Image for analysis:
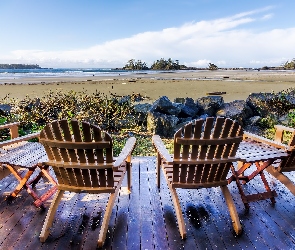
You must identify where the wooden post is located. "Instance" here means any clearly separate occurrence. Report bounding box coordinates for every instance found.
[10,124,19,139]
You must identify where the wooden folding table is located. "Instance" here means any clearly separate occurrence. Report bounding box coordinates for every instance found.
[0,142,57,209]
[229,139,288,209]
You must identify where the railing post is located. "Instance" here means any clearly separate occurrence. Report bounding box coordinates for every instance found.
[10,124,19,139]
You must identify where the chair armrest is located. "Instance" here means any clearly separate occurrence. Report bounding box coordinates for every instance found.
[274,125,295,147]
[152,135,173,163]
[274,125,295,133]
[0,122,20,139]
[113,137,136,169]
[0,131,40,148]
[243,131,288,150]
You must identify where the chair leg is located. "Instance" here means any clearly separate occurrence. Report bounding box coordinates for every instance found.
[157,153,161,188]
[220,185,242,235]
[126,155,132,191]
[266,166,295,196]
[97,187,120,248]
[169,185,186,239]
[40,190,64,242]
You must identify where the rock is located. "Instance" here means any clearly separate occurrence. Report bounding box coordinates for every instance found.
[247,116,261,126]
[196,96,224,116]
[134,103,152,114]
[243,125,265,135]
[133,103,152,125]
[118,95,131,104]
[0,104,12,115]
[180,98,199,117]
[147,111,179,137]
[174,118,194,132]
[21,98,42,112]
[150,96,181,116]
[246,93,275,117]
[174,97,185,104]
[216,100,253,125]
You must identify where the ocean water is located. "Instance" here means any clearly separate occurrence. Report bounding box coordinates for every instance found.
[0,68,160,80]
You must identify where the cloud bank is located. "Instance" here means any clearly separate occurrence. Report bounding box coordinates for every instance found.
[1,7,294,68]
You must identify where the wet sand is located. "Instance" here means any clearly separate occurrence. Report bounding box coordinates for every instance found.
[0,70,295,103]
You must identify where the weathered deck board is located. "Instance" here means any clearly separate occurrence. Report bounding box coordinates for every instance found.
[1,157,295,249]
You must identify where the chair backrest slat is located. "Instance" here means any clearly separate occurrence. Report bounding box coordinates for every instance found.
[174,130,182,160]
[214,119,233,159]
[228,122,243,157]
[208,119,234,182]
[40,130,55,161]
[80,122,93,187]
[82,122,95,163]
[179,124,192,182]
[199,117,214,159]
[59,119,78,162]
[207,117,225,159]
[104,132,113,163]
[71,120,86,163]
[92,125,104,163]
[44,124,61,162]
[191,119,203,159]
[51,121,70,163]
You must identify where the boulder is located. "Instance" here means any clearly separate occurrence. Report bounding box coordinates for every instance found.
[180,98,199,117]
[118,95,131,104]
[174,97,185,104]
[0,104,12,115]
[150,96,181,116]
[247,116,261,126]
[216,100,253,125]
[147,111,179,138]
[133,103,152,125]
[196,96,224,116]
[174,118,195,132]
[246,93,275,117]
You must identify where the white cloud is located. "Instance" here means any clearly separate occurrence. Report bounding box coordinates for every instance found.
[261,14,273,20]
[0,6,293,68]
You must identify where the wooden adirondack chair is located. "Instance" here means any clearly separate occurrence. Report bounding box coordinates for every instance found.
[152,117,243,238]
[243,124,295,196]
[38,119,136,247]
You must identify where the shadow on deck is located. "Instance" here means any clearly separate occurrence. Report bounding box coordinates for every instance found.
[1,156,295,249]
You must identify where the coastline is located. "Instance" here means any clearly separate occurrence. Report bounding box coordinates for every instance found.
[1,70,295,103]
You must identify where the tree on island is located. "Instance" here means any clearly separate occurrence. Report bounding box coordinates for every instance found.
[151,58,185,70]
[123,58,188,70]
[123,59,149,70]
[208,63,218,70]
[283,58,295,69]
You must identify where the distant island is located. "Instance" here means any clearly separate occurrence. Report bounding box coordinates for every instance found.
[0,64,42,69]
[121,58,295,71]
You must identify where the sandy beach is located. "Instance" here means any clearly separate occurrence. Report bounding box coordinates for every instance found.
[1,70,295,103]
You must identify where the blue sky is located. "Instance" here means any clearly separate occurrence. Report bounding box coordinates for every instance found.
[0,0,294,68]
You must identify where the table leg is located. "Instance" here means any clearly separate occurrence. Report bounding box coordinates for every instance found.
[230,160,277,209]
[5,164,57,209]
[257,162,276,205]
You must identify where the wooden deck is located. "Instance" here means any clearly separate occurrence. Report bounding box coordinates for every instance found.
[1,156,295,249]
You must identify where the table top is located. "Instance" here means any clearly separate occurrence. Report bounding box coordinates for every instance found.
[236,140,288,163]
[0,142,48,168]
